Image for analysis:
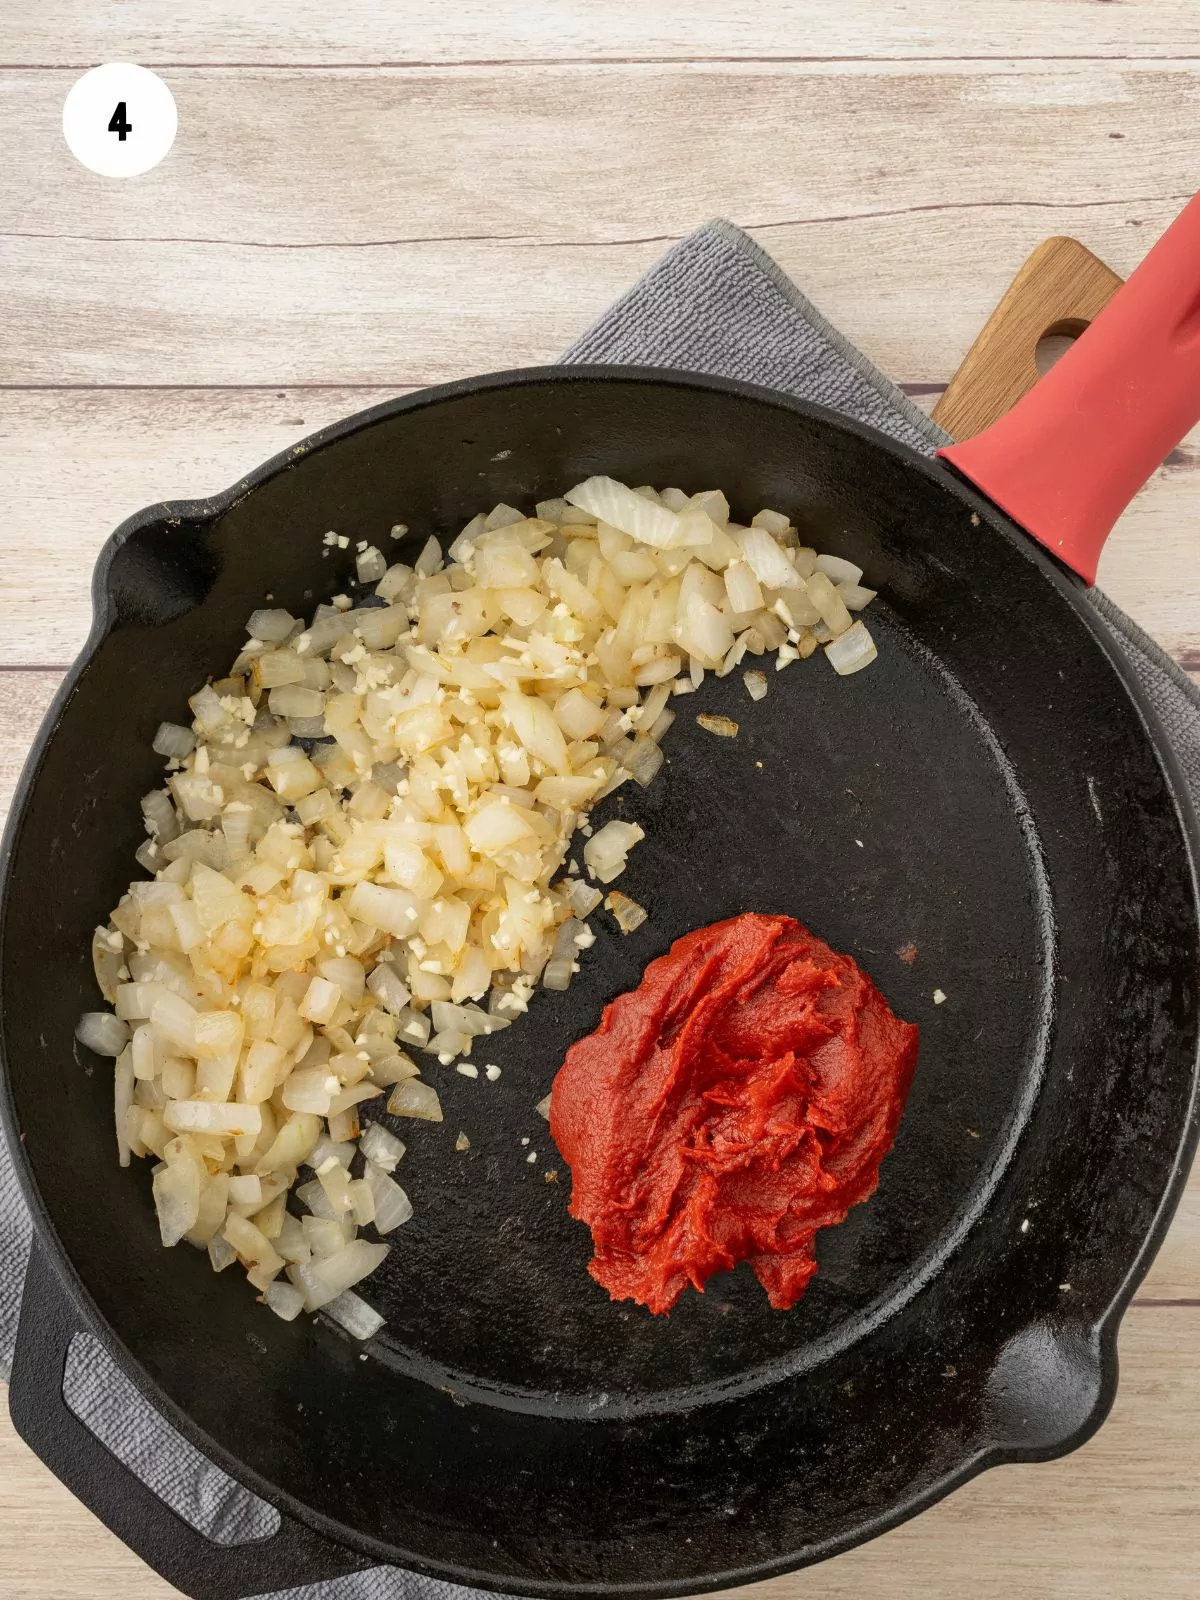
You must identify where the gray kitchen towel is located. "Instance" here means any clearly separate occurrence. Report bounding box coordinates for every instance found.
[2,217,1197,1600]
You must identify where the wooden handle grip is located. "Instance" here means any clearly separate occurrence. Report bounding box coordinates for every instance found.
[932,236,1124,443]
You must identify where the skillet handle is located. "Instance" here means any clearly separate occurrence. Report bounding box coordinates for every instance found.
[931,236,1123,443]
[938,190,1200,584]
[7,1241,372,1600]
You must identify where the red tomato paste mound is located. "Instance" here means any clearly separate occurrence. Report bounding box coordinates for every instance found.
[549,912,919,1314]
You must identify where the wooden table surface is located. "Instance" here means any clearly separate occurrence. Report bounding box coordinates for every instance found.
[2,4,1200,1596]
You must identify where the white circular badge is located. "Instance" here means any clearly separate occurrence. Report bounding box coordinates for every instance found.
[62,63,177,178]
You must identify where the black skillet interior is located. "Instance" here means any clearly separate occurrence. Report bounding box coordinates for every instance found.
[2,369,1198,1596]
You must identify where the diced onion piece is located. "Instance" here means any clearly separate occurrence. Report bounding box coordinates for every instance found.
[367,1051,420,1087]
[738,528,799,590]
[724,561,764,615]
[296,1179,337,1221]
[247,608,299,642]
[838,582,877,611]
[141,788,179,841]
[696,713,739,738]
[268,684,325,720]
[229,1174,263,1208]
[264,1281,305,1321]
[114,1047,135,1167]
[386,1080,443,1122]
[328,1082,383,1117]
[824,620,878,676]
[565,476,684,549]
[815,553,864,586]
[805,570,855,637]
[152,721,196,759]
[309,1135,356,1170]
[299,975,341,1025]
[430,1000,502,1038]
[209,1234,237,1273]
[164,1101,263,1138]
[364,1161,414,1233]
[583,820,644,884]
[356,546,388,584]
[625,735,663,788]
[321,1289,386,1340]
[345,882,420,939]
[76,1012,129,1057]
[153,1160,201,1247]
[291,1239,390,1312]
[743,670,768,701]
[317,1156,355,1217]
[366,963,412,1015]
[359,1122,405,1172]
[535,1093,552,1120]
[750,508,791,536]
[282,1067,340,1116]
[255,1112,322,1175]
[564,879,603,918]
[604,890,648,935]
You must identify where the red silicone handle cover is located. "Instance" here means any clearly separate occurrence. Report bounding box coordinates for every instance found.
[938,192,1200,584]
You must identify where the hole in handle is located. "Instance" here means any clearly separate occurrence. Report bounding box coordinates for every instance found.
[1035,317,1089,378]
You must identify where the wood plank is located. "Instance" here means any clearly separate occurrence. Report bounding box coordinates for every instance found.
[0,672,61,829]
[3,1304,1199,1599]
[4,1,1200,65]
[2,62,1198,386]
[0,388,404,663]
[3,390,1198,669]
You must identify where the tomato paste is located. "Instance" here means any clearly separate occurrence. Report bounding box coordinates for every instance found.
[550,912,918,1313]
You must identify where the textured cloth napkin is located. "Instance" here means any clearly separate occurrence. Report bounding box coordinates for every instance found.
[2,218,1198,1600]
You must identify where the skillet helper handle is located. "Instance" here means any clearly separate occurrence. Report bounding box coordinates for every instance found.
[8,1241,371,1600]
[939,191,1200,584]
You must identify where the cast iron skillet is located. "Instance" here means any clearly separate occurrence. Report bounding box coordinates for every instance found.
[3,200,1200,1600]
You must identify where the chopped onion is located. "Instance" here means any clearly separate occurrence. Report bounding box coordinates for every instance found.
[264,1281,305,1321]
[750,508,791,535]
[535,1093,552,1120]
[152,722,196,760]
[268,684,325,720]
[583,820,644,884]
[247,608,299,642]
[564,880,602,918]
[356,546,388,584]
[364,1161,414,1233]
[289,1239,390,1312]
[321,1289,386,1340]
[140,788,179,842]
[565,477,683,549]
[386,1080,443,1122]
[359,1122,405,1172]
[76,1012,129,1057]
[164,1101,262,1138]
[604,891,648,935]
[815,553,864,586]
[366,962,412,1016]
[743,670,768,701]
[739,528,799,590]
[152,1160,200,1247]
[625,734,663,788]
[838,582,878,611]
[825,620,878,676]
[805,570,855,637]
